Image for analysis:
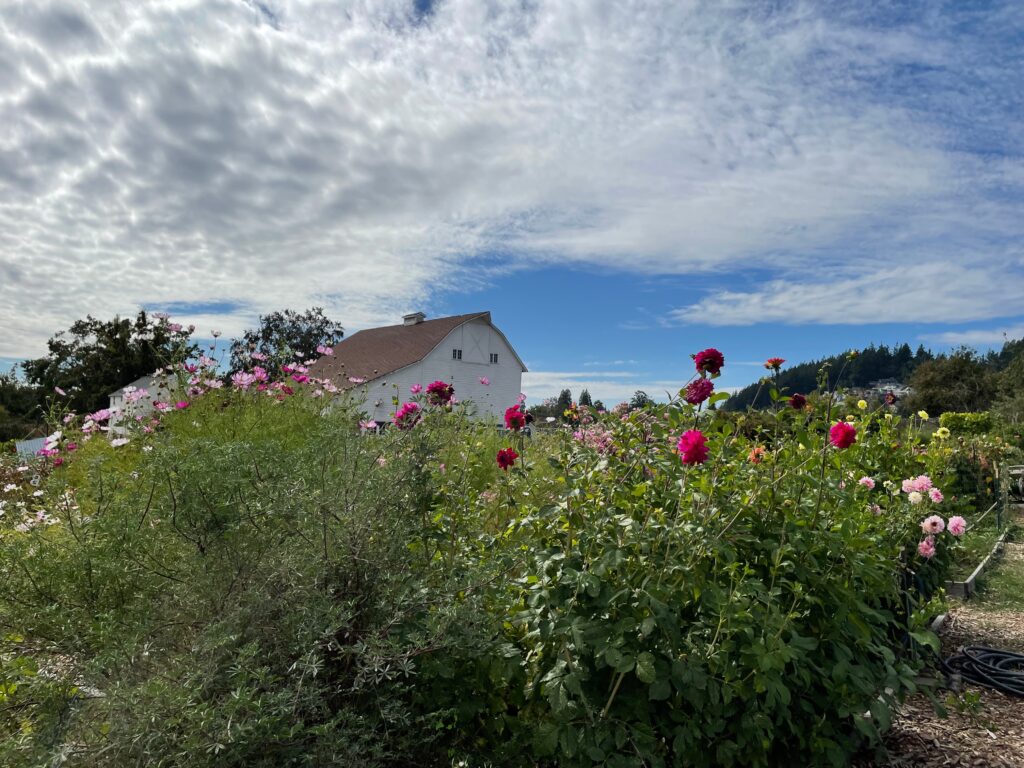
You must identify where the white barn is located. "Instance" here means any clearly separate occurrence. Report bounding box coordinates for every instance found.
[307,311,526,424]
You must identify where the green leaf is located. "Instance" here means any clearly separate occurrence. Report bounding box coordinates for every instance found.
[909,630,940,654]
[532,723,559,756]
[635,652,656,683]
[649,678,672,700]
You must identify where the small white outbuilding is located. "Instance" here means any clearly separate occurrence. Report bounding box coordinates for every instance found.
[307,311,526,424]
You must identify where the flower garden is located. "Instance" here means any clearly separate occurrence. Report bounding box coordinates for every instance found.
[0,347,1018,767]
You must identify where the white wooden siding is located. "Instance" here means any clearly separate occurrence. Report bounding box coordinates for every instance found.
[345,317,523,423]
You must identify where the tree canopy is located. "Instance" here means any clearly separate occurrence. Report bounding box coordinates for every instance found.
[724,344,933,411]
[229,308,344,374]
[20,312,196,413]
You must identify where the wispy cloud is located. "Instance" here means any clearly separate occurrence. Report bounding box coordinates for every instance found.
[1,1,1021,356]
[921,325,1024,347]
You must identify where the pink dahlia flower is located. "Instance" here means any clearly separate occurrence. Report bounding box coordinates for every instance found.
[921,515,945,535]
[928,488,944,504]
[829,422,857,449]
[677,430,709,465]
[948,516,967,536]
[918,536,936,559]
[858,476,875,490]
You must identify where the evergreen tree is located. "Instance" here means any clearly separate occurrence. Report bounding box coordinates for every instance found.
[555,388,573,415]
[579,389,593,407]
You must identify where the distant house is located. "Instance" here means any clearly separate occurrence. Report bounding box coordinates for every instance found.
[307,311,526,424]
[108,372,174,433]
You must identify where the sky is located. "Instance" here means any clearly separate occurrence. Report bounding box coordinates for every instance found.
[1,0,1022,404]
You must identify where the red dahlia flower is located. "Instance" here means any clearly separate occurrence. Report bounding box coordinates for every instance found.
[764,357,785,371]
[504,404,526,430]
[426,380,454,406]
[677,429,709,465]
[685,378,714,405]
[693,348,725,376]
[789,393,807,410]
[496,447,519,471]
[829,421,857,449]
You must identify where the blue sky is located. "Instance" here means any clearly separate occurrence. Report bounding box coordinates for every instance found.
[1,1,1022,404]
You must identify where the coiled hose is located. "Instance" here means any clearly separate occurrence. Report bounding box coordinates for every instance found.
[941,646,1024,697]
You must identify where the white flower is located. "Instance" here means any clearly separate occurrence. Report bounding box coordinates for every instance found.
[32,490,44,497]
[110,438,130,448]
[142,446,153,453]
[3,484,17,493]
[908,491,923,505]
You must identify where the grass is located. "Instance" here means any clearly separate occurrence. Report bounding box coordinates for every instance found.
[949,526,1003,580]
[972,515,1024,612]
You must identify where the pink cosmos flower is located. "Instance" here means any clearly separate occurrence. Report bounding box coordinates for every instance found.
[858,476,875,490]
[928,488,943,504]
[54,386,67,396]
[169,323,182,332]
[252,366,269,382]
[918,536,936,559]
[685,378,714,405]
[479,376,490,386]
[921,515,945,535]
[693,348,725,376]
[174,401,189,410]
[410,384,423,394]
[829,422,857,449]
[677,430,709,465]
[89,409,112,423]
[317,345,334,356]
[359,420,377,431]
[291,374,309,384]
[948,516,967,536]
[232,371,255,390]
[348,376,366,384]
[251,351,268,361]
[53,457,64,467]
[154,401,171,412]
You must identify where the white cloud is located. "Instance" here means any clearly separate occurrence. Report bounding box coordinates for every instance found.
[672,263,1024,326]
[921,325,1024,347]
[0,1,1022,356]
[522,369,681,405]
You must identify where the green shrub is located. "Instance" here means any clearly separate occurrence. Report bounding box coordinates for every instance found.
[939,411,994,435]
[2,361,1011,767]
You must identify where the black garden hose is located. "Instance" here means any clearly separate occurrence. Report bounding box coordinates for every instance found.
[941,646,1024,697]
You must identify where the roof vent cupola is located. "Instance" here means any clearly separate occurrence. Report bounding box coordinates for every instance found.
[403,312,426,326]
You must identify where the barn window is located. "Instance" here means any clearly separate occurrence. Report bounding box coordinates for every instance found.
[489,353,498,363]
[452,348,462,360]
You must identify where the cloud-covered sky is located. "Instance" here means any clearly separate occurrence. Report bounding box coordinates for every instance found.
[2,0,1022,401]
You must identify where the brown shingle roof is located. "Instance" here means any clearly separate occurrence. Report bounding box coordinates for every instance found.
[308,311,498,388]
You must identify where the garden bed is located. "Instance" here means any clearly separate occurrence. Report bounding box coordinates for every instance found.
[944,528,1008,598]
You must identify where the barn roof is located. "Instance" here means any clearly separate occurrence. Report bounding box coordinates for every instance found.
[307,311,525,388]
